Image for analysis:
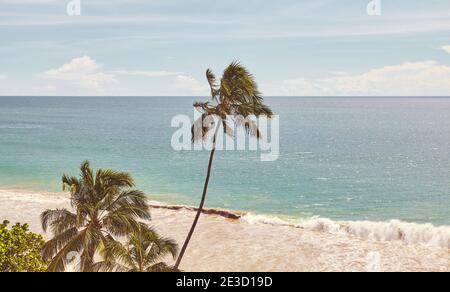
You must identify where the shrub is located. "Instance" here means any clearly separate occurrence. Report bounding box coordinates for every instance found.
[0,220,47,272]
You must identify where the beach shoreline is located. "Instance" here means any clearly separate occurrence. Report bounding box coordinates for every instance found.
[0,187,449,272]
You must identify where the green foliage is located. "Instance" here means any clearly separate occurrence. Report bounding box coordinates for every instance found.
[0,220,47,272]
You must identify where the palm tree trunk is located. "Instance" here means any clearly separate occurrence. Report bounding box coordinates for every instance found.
[174,123,221,270]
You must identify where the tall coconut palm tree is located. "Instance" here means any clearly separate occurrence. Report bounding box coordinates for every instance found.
[174,62,273,269]
[93,225,179,272]
[41,161,151,272]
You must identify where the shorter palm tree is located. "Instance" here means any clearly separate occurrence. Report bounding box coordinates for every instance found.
[41,161,151,272]
[94,225,179,272]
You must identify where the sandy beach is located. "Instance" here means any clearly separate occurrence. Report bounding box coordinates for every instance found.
[0,188,449,272]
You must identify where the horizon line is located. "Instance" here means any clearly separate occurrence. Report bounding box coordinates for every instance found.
[2,95,450,98]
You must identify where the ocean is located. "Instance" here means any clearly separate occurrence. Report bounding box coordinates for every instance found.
[1,96,450,226]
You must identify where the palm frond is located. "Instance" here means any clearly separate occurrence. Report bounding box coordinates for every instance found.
[41,209,77,233]
[80,160,95,191]
[45,228,87,272]
[42,227,79,262]
[206,69,219,99]
[96,168,135,190]
[99,190,150,220]
[145,236,179,265]
[62,175,80,193]
[105,190,150,219]
[102,211,143,237]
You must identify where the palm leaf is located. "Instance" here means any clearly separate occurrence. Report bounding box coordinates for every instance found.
[206,69,219,99]
[45,228,87,272]
[41,209,77,233]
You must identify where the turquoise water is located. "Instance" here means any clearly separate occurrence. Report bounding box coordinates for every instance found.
[1,97,450,225]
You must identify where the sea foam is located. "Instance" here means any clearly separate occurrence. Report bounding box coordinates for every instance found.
[242,214,450,249]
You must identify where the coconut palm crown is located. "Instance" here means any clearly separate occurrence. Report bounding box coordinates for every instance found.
[41,161,151,272]
[191,61,274,142]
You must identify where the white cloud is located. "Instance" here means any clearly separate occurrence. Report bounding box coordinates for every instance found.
[32,85,57,93]
[172,75,208,95]
[273,61,450,96]
[5,56,206,96]
[45,56,99,75]
[113,70,183,77]
[42,56,117,92]
[0,75,6,80]
[442,45,450,54]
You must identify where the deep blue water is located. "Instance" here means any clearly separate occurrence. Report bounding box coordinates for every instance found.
[1,96,450,225]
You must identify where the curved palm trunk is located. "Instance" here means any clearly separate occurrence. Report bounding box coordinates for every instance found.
[174,123,221,270]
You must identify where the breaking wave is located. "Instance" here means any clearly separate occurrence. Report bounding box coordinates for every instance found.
[241,213,450,249]
[150,202,450,249]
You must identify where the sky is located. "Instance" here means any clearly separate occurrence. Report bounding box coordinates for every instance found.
[0,0,450,96]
